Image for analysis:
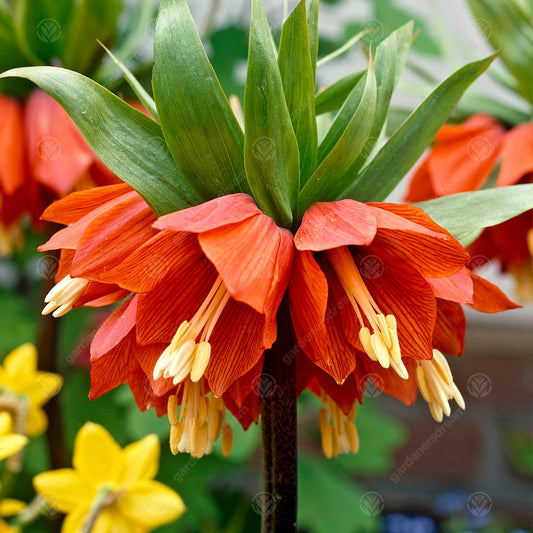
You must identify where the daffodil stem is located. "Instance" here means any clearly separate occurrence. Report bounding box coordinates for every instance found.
[260,297,297,533]
[81,488,115,533]
[36,236,68,469]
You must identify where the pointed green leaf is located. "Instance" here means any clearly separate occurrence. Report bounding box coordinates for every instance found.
[298,62,377,216]
[315,70,366,115]
[306,0,319,77]
[244,0,300,227]
[61,0,122,74]
[153,0,248,201]
[1,66,199,215]
[98,41,158,120]
[468,0,533,105]
[278,0,317,185]
[416,185,533,247]
[340,54,497,202]
[330,22,413,196]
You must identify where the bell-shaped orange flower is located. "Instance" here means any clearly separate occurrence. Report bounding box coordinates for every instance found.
[39,188,294,457]
[406,114,533,301]
[0,90,120,254]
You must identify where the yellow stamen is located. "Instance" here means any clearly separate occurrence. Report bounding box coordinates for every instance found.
[42,275,89,317]
[153,275,230,385]
[167,378,232,458]
[415,349,465,422]
[318,393,359,458]
[327,247,408,379]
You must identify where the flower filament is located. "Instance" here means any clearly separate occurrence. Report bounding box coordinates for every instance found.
[318,392,359,458]
[327,247,408,379]
[415,349,465,422]
[42,275,89,317]
[153,275,230,385]
[167,378,233,458]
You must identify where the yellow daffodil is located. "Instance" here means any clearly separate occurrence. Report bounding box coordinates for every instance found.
[0,344,62,437]
[34,423,185,533]
[0,412,27,461]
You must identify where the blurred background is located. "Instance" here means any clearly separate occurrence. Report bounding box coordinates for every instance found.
[1,0,532,532]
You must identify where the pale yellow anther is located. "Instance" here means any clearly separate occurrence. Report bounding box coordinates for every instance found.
[415,349,465,422]
[327,247,407,379]
[42,275,89,317]
[222,424,233,457]
[318,394,360,458]
[153,276,230,385]
[167,378,232,458]
[190,342,211,383]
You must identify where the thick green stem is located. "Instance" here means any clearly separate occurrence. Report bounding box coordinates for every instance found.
[260,297,297,533]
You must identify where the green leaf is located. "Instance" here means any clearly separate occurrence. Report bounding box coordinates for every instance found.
[316,28,370,67]
[61,0,122,75]
[153,0,248,201]
[330,22,414,197]
[306,0,319,77]
[298,60,377,216]
[340,54,496,202]
[244,0,300,227]
[12,0,72,65]
[1,66,199,215]
[467,0,533,105]
[315,70,366,115]
[415,184,533,246]
[98,40,158,120]
[278,0,317,184]
[298,454,378,533]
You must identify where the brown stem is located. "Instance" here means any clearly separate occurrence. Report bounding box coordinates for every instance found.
[260,297,297,533]
[36,235,68,469]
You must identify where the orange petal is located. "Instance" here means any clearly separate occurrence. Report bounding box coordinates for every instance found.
[223,357,263,409]
[0,95,27,195]
[469,271,521,312]
[498,123,533,186]
[434,114,499,143]
[425,267,474,303]
[25,90,94,195]
[74,281,129,308]
[154,193,261,233]
[404,157,437,202]
[288,251,329,369]
[295,200,377,251]
[41,184,130,225]
[199,215,294,315]
[90,296,137,361]
[223,387,260,430]
[132,341,175,397]
[70,194,157,279]
[432,299,465,356]
[206,299,267,397]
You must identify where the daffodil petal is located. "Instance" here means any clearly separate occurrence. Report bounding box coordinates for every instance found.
[0,413,13,436]
[26,407,48,437]
[3,343,37,377]
[0,434,28,460]
[0,498,26,516]
[94,508,143,533]
[116,480,185,528]
[33,470,94,513]
[121,434,159,485]
[73,423,125,486]
[28,372,63,405]
[62,506,90,533]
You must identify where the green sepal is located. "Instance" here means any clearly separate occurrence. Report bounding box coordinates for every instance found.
[278,0,318,185]
[467,0,533,106]
[244,0,300,227]
[416,184,533,246]
[298,59,377,216]
[153,0,248,202]
[339,54,497,202]
[1,66,199,216]
[60,0,122,75]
